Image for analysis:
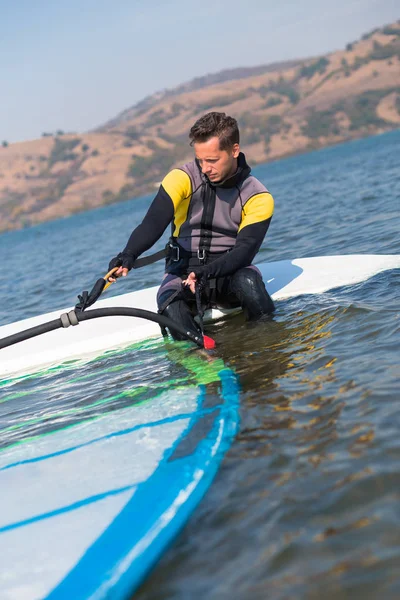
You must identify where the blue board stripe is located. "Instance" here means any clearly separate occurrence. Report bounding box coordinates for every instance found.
[0,411,198,472]
[0,485,135,534]
[45,368,240,600]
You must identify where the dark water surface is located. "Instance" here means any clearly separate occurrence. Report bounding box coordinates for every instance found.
[1,130,399,599]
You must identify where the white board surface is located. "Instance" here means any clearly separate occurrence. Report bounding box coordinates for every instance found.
[1,254,399,377]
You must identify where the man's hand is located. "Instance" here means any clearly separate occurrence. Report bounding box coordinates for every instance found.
[108,252,134,281]
[109,266,129,282]
[182,272,197,294]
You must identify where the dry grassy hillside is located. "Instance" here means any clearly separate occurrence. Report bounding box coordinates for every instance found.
[1,21,399,233]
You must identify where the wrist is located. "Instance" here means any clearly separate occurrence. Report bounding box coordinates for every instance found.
[121,250,136,270]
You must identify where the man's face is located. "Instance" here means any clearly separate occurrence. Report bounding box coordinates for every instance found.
[194,136,240,183]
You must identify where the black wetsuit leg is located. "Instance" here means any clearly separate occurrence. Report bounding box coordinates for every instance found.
[158,289,202,342]
[221,267,275,320]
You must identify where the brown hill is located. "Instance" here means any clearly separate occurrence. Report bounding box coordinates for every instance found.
[1,21,399,233]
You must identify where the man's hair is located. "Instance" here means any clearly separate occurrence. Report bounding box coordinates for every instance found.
[189,112,239,150]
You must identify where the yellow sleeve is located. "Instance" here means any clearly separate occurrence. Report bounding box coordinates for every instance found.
[238,192,274,232]
[161,169,192,211]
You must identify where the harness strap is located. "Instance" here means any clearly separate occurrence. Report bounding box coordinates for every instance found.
[128,238,231,273]
[195,285,205,335]
[194,282,216,350]
[132,247,167,269]
[130,240,211,270]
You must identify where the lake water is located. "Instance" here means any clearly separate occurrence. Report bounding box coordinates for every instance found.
[1,129,399,599]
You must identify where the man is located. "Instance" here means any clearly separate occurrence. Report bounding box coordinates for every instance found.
[108,111,275,340]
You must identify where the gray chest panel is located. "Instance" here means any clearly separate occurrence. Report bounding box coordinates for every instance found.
[177,161,267,253]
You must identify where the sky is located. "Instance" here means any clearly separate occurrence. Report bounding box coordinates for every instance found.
[0,0,398,142]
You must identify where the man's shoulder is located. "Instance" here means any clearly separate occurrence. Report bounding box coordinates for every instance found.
[161,164,194,201]
[241,173,269,197]
[176,159,198,177]
[169,159,203,188]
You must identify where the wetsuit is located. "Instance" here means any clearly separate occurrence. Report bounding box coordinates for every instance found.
[110,153,275,338]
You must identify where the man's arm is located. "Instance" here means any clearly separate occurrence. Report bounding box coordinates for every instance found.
[109,169,191,274]
[193,191,274,281]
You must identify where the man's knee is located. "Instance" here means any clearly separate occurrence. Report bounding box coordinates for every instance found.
[156,274,182,311]
[158,291,201,341]
[229,267,275,319]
